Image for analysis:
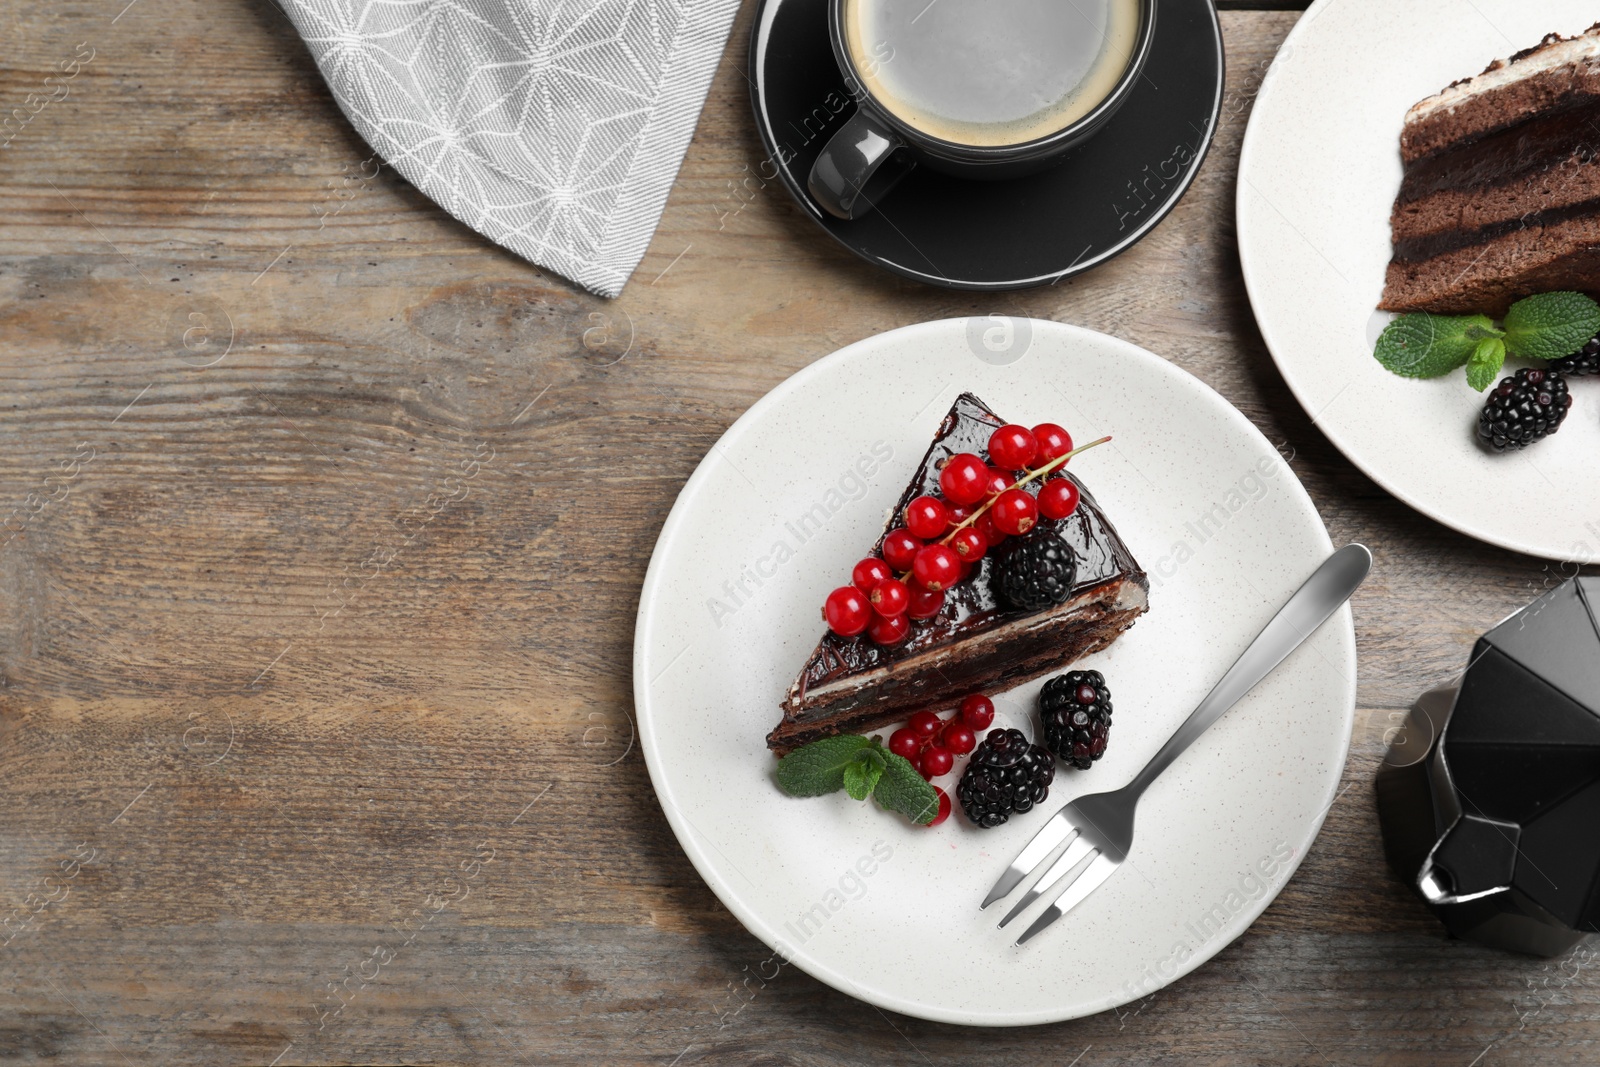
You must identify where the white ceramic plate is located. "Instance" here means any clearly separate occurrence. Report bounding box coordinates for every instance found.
[1238,0,1600,564]
[634,319,1355,1026]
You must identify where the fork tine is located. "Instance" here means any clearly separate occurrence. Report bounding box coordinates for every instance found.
[1014,854,1119,946]
[996,834,1095,929]
[980,807,1076,909]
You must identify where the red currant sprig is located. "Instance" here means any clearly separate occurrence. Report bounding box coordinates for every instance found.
[876,432,1110,597]
[933,432,1110,549]
[887,693,994,793]
[822,422,1108,644]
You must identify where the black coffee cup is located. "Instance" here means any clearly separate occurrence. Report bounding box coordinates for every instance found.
[808,0,1157,220]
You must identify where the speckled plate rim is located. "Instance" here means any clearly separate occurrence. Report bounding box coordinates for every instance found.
[633,319,1355,1026]
[1236,0,1600,564]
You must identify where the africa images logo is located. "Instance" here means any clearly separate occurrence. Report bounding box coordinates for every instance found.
[706,440,894,628]
[966,314,1034,366]
[1122,841,1295,999]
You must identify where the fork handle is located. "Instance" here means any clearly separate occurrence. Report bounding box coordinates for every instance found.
[1124,544,1371,797]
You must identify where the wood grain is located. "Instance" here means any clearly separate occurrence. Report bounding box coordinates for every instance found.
[3,0,1598,1064]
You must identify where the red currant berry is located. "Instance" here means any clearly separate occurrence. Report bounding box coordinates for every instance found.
[939,453,989,506]
[868,612,910,646]
[991,488,1038,536]
[904,495,950,539]
[907,585,945,619]
[940,720,976,755]
[948,526,986,563]
[988,424,1039,471]
[824,586,872,637]
[888,727,921,760]
[908,710,942,741]
[881,528,922,571]
[920,745,954,779]
[926,786,952,827]
[911,543,962,592]
[960,693,995,731]
[852,557,892,592]
[868,577,909,617]
[1034,423,1073,464]
[948,503,973,527]
[1037,478,1081,520]
[983,467,1013,501]
[975,511,1006,548]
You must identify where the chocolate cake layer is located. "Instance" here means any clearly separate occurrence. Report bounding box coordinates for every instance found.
[767,578,1147,754]
[1382,26,1600,315]
[1391,166,1600,268]
[1385,214,1600,317]
[1397,98,1600,205]
[1394,196,1600,264]
[1401,27,1600,164]
[768,392,1148,755]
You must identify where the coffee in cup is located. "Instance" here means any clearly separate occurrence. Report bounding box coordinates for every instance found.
[843,0,1143,148]
[808,0,1156,220]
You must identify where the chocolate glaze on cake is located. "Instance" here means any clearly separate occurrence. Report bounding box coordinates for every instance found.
[1381,25,1600,316]
[767,393,1148,755]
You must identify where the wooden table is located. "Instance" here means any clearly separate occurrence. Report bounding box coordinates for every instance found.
[4,1,1597,1063]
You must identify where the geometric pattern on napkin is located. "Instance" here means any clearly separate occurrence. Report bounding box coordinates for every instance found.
[282,0,740,297]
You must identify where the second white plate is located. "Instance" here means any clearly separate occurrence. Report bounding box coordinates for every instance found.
[634,318,1356,1026]
[1238,0,1600,564]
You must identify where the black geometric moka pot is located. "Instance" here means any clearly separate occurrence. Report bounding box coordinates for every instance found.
[1377,577,1600,957]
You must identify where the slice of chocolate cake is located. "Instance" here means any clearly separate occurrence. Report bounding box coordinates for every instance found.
[767,393,1148,755]
[1382,25,1600,316]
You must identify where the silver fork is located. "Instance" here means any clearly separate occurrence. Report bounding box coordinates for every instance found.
[982,543,1372,945]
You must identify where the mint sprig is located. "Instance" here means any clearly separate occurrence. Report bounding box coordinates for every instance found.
[1503,292,1600,360]
[1374,292,1600,391]
[1374,312,1498,378]
[776,735,940,825]
[1465,337,1506,392]
[775,735,872,796]
[871,753,942,824]
[842,749,885,800]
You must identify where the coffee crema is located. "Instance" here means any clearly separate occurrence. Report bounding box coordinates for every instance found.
[843,0,1141,148]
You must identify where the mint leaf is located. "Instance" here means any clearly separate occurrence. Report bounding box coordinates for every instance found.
[1503,292,1600,360]
[861,744,887,775]
[841,755,883,801]
[778,736,934,824]
[1374,313,1500,378]
[872,749,940,824]
[1466,337,1507,392]
[777,735,873,797]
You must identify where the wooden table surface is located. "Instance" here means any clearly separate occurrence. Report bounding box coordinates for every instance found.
[4,1,1598,1063]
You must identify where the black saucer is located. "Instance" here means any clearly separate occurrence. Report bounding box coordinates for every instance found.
[748,0,1224,290]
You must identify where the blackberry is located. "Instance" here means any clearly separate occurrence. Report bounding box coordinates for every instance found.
[1039,670,1113,770]
[1550,334,1600,377]
[991,529,1077,611]
[1477,368,1571,452]
[956,728,1056,828]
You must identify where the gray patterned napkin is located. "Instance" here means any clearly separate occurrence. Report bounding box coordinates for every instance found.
[283,0,740,297]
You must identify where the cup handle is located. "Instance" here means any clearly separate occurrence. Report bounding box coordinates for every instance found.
[807,106,915,220]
